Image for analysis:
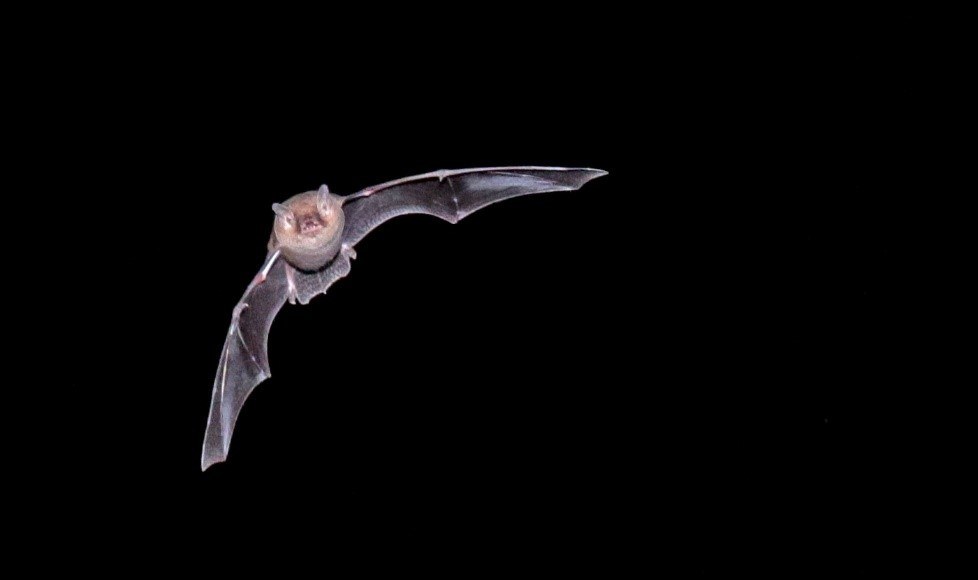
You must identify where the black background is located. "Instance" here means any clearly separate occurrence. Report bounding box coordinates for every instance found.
[22,9,923,572]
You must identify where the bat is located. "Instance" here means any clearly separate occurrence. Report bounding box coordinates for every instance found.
[201,166,607,470]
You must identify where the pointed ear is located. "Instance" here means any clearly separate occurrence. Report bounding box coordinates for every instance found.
[317,184,333,215]
[272,203,295,225]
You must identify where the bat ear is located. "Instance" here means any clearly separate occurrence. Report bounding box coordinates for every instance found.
[271,203,295,225]
[317,184,333,215]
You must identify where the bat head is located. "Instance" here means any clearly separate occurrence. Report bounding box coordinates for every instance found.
[271,185,346,271]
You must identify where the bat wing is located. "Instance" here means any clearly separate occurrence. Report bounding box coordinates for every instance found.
[202,167,606,466]
[201,253,288,470]
[341,166,607,247]
[290,167,607,304]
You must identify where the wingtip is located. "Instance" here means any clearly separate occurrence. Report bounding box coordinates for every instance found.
[201,457,221,472]
[575,168,608,186]
[552,166,608,177]
[201,448,226,471]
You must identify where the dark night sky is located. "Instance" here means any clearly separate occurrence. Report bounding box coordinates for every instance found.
[23,12,923,572]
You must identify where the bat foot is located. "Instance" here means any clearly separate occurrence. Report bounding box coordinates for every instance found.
[341,243,357,260]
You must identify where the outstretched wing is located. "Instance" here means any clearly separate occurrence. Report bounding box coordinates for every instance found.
[289,167,606,305]
[340,167,607,247]
[201,253,288,470]
[202,167,607,467]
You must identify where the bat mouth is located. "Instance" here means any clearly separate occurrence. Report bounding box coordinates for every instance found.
[300,220,323,234]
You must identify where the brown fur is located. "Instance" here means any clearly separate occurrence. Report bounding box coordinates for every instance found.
[269,190,345,271]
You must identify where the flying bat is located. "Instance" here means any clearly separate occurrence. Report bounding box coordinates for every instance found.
[201,166,607,470]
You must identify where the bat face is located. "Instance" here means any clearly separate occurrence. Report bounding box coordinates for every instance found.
[271,185,345,271]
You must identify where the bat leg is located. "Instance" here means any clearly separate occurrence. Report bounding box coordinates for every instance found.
[285,264,299,305]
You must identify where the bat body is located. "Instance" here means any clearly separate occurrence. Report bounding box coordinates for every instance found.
[202,167,607,470]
